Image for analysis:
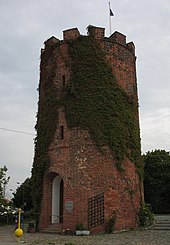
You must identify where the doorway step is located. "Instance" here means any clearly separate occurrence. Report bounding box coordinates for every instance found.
[40,223,63,234]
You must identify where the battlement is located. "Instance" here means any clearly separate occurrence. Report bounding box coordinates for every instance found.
[109,31,126,46]
[108,31,135,54]
[126,41,135,54]
[63,28,80,41]
[43,26,135,55]
[44,36,60,47]
[87,25,105,40]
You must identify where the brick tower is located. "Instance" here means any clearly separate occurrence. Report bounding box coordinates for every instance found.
[32,25,143,234]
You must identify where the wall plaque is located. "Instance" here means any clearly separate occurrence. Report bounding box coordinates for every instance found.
[65,200,73,213]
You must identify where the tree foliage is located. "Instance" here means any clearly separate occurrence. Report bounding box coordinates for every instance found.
[143,150,170,214]
[138,204,154,227]
[12,178,33,211]
[0,165,10,200]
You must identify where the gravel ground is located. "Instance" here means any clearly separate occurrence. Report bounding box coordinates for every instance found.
[0,225,169,245]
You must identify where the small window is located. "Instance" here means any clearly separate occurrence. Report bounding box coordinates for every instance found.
[60,126,64,139]
[62,75,66,86]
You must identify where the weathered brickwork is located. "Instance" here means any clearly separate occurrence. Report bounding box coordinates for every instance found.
[36,26,142,234]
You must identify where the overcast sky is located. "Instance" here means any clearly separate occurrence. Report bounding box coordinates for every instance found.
[0,0,170,197]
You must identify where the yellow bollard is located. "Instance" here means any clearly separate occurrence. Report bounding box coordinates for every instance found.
[15,228,23,242]
[15,208,23,242]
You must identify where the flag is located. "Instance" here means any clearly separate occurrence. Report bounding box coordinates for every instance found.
[110,8,114,16]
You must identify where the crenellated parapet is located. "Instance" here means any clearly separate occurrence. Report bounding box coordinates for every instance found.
[41,25,137,98]
[63,27,80,41]
[108,31,135,55]
[44,36,60,46]
[86,26,135,55]
[87,25,105,40]
[43,25,135,57]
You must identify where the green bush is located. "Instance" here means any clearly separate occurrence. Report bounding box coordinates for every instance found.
[143,150,170,214]
[105,214,116,233]
[138,204,154,227]
[75,223,87,230]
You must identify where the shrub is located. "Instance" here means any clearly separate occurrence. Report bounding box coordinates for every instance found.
[138,204,154,227]
[75,223,87,230]
[105,214,116,233]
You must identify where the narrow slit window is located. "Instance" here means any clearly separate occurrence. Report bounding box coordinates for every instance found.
[62,75,66,86]
[60,126,64,139]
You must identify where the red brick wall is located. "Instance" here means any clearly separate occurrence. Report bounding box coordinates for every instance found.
[63,28,80,41]
[38,26,142,234]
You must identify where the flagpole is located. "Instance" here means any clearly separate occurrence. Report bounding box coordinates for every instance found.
[109,1,111,35]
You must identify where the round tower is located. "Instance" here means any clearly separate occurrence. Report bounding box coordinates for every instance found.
[32,25,143,234]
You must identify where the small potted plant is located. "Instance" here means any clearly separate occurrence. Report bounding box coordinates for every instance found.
[75,223,90,236]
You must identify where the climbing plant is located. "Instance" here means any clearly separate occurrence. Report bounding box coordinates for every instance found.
[32,63,59,215]
[64,36,141,169]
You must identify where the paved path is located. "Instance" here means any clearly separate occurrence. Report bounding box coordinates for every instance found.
[0,225,169,245]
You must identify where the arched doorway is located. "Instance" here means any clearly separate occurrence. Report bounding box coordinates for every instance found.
[52,175,63,223]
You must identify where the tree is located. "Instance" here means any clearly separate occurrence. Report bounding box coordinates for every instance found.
[143,150,170,214]
[0,166,11,224]
[12,178,33,211]
[0,165,10,200]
